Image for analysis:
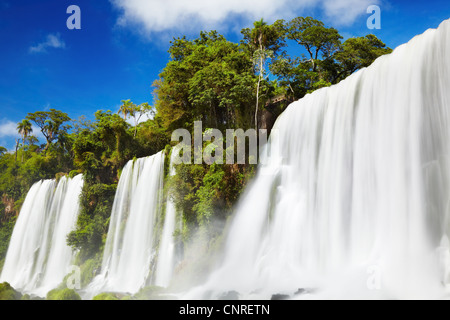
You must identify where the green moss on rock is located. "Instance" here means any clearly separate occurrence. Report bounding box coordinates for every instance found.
[21,294,31,300]
[46,288,81,300]
[0,282,21,300]
[92,293,120,300]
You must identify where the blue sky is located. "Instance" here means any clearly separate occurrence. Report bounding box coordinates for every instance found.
[0,0,449,150]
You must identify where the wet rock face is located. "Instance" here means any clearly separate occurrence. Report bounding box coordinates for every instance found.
[1,194,16,218]
[271,294,290,300]
[270,288,314,300]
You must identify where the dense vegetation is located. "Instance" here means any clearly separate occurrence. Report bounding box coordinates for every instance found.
[0,17,392,296]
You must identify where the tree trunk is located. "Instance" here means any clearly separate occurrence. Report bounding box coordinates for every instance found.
[255,75,261,130]
[255,40,264,131]
[15,139,20,162]
[116,133,121,159]
[44,139,51,152]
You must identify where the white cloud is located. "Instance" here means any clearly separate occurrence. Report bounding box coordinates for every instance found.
[29,33,66,54]
[0,120,19,138]
[110,0,379,35]
[322,0,379,26]
[0,120,18,151]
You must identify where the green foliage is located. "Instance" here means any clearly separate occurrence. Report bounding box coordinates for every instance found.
[0,152,71,200]
[92,293,121,300]
[26,109,71,151]
[16,119,33,163]
[241,19,286,129]
[194,163,225,226]
[17,119,33,140]
[118,100,154,138]
[0,282,21,300]
[155,30,257,131]
[92,292,134,300]
[333,34,393,82]
[78,256,103,288]
[241,18,286,57]
[118,99,135,120]
[168,146,255,244]
[286,17,342,71]
[0,216,16,268]
[72,110,128,184]
[134,116,171,157]
[46,288,81,300]
[67,183,116,261]
[270,17,392,100]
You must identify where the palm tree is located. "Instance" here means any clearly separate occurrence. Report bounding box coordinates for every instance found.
[118,99,134,120]
[17,119,33,141]
[17,119,33,162]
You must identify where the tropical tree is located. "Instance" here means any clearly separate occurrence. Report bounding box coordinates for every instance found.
[286,17,342,73]
[118,99,135,120]
[26,109,71,152]
[25,135,39,147]
[131,103,152,138]
[270,17,392,99]
[242,19,286,129]
[154,30,256,131]
[16,119,33,162]
[17,119,33,143]
[332,34,392,83]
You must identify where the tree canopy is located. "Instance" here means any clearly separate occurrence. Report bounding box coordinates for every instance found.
[26,109,71,151]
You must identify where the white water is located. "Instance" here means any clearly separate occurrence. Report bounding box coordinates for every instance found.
[0,175,84,296]
[155,146,181,288]
[90,151,165,294]
[186,20,450,300]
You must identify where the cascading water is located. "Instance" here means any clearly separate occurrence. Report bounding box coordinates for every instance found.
[186,19,450,300]
[155,146,181,288]
[0,174,84,296]
[90,151,165,294]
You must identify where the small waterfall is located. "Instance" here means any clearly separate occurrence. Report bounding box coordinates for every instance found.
[186,19,450,299]
[155,146,181,288]
[0,174,84,296]
[92,151,165,294]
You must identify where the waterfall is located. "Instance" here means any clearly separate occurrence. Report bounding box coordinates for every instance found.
[186,19,450,299]
[155,146,181,288]
[92,151,165,294]
[0,174,84,296]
